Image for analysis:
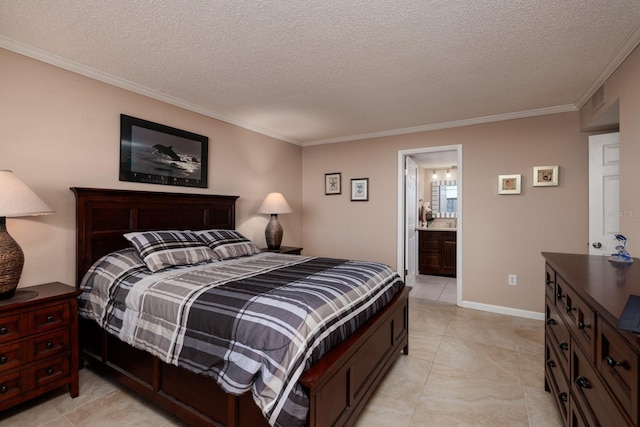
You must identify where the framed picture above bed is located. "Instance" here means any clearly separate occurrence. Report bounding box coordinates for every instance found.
[119,114,209,188]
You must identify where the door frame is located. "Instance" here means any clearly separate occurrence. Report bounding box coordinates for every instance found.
[396,145,463,305]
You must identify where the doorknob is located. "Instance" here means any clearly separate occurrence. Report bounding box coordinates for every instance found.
[592,242,602,249]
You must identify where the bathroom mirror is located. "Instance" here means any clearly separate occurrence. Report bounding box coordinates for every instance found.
[431,182,457,217]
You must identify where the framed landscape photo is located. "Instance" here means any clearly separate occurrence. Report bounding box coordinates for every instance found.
[351,178,369,201]
[533,165,558,186]
[325,172,341,195]
[119,114,208,188]
[498,174,521,195]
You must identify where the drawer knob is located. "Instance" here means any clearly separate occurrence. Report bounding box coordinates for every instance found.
[546,359,556,368]
[566,305,576,313]
[559,392,568,402]
[577,321,591,330]
[46,315,55,322]
[46,368,54,376]
[576,376,591,389]
[556,291,564,301]
[0,385,7,394]
[559,342,569,351]
[0,355,7,364]
[46,341,54,349]
[0,327,7,335]
[606,356,623,368]
[546,318,556,326]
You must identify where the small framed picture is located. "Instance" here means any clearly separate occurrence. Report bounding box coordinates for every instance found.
[325,172,341,195]
[533,166,559,186]
[351,178,369,201]
[498,174,521,195]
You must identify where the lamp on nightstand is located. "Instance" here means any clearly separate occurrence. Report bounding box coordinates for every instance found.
[0,171,53,299]
[257,192,292,250]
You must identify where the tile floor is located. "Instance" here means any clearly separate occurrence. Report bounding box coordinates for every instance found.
[0,275,562,426]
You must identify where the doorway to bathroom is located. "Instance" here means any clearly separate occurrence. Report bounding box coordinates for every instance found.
[397,145,462,305]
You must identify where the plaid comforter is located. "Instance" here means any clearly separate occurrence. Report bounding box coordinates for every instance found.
[79,249,404,427]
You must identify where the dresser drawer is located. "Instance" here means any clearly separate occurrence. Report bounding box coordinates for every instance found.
[545,338,569,425]
[546,301,571,376]
[572,343,633,427]
[556,276,595,357]
[596,316,639,421]
[33,303,70,334]
[545,264,556,304]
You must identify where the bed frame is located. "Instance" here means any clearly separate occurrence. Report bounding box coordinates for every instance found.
[71,187,409,427]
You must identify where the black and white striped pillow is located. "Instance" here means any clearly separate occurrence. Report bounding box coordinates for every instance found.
[194,229,261,260]
[124,230,217,272]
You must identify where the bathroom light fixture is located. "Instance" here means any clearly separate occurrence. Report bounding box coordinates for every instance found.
[446,169,451,178]
[432,170,437,179]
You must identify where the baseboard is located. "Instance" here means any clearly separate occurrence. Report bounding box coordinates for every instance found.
[458,300,544,320]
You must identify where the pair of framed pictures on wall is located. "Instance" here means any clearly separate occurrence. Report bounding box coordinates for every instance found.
[324,173,368,201]
[498,165,558,195]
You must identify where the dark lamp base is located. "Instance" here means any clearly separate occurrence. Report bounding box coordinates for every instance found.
[265,214,284,250]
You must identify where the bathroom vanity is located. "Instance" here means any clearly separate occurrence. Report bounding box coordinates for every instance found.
[418,229,456,277]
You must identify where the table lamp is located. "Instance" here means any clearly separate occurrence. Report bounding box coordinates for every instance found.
[0,171,53,299]
[257,192,292,250]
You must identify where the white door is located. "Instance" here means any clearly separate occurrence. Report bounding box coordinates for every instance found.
[405,156,418,287]
[589,132,620,255]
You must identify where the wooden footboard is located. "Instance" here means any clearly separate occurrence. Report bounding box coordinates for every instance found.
[79,286,409,427]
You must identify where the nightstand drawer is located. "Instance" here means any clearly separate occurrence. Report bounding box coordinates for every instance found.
[33,303,70,334]
[33,356,70,388]
[0,313,27,344]
[0,370,23,402]
[33,329,70,361]
[0,340,27,372]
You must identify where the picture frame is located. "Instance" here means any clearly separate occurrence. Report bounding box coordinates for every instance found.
[119,114,208,188]
[498,174,521,195]
[351,178,369,201]
[325,172,342,195]
[533,165,559,186]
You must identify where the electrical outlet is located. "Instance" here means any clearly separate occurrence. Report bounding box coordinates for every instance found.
[508,274,517,286]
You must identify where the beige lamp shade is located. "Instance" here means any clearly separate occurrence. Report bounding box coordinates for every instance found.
[0,170,53,217]
[0,171,53,299]
[257,192,292,250]
[257,192,292,215]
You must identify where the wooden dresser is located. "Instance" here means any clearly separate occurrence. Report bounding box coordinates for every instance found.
[543,252,640,426]
[0,282,80,411]
[419,230,456,276]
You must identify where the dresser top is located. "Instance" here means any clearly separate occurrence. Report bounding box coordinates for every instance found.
[542,252,640,323]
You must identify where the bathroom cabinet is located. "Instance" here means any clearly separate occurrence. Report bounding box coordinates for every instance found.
[418,230,456,277]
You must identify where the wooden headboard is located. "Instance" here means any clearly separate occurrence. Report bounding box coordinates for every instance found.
[71,187,239,287]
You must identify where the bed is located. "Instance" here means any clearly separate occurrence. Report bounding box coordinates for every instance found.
[72,187,409,427]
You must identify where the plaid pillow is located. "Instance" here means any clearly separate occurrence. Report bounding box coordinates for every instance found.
[194,229,261,260]
[124,230,217,272]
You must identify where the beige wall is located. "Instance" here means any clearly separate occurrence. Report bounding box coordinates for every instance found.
[302,113,589,313]
[1,48,303,289]
[581,45,640,254]
[4,42,639,315]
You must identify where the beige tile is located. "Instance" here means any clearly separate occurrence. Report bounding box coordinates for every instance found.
[64,389,174,427]
[408,330,443,362]
[0,391,66,426]
[445,313,517,351]
[522,385,563,426]
[517,350,546,389]
[374,355,432,404]
[413,363,529,426]
[40,416,76,427]
[434,336,521,383]
[354,391,415,427]
[512,316,545,356]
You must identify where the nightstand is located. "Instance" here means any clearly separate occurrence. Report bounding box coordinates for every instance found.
[0,282,80,411]
[261,246,303,255]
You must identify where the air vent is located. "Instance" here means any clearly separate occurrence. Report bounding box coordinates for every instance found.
[591,84,606,114]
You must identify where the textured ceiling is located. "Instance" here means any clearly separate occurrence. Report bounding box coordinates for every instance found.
[1,1,639,145]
